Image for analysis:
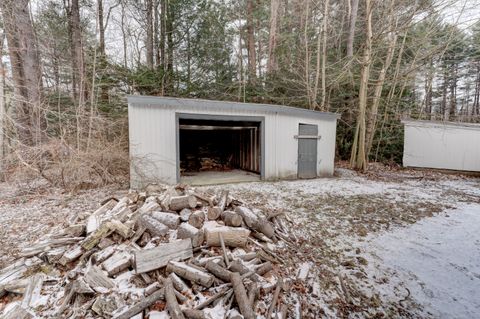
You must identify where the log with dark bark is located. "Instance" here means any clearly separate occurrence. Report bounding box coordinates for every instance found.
[205,260,233,282]
[166,261,214,288]
[112,288,164,319]
[183,309,207,319]
[230,272,255,319]
[165,277,185,319]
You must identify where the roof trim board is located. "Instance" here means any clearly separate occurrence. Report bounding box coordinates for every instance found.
[127,95,340,121]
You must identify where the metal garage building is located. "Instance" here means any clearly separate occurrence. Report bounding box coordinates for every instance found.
[403,120,480,172]
[128,96,339,188]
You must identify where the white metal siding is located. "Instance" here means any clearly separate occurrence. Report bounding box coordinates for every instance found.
[129,98,338,188]
[403,121,480,172]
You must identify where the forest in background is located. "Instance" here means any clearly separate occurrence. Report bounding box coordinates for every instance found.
[0,0,479,189]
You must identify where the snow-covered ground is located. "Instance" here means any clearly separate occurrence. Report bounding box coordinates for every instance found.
[203,169,480,317]
[367,204,480,319]
[1,168,479,317]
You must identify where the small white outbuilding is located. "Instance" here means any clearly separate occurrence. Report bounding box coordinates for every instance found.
[128,96,339,188]
[402,120,480,172]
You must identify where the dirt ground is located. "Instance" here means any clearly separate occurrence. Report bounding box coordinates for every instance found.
[1,167,479,318]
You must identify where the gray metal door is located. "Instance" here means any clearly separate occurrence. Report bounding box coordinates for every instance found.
[297,124,318,179]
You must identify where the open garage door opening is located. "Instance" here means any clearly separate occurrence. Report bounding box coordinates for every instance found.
[178,116,263,185]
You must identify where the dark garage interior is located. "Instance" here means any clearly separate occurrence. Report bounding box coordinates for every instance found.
[179,118,261,184]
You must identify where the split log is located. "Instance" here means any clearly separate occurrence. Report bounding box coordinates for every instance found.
[87,199,117,234]
[81,224,112,251]
[21,274,44,308]
[205,226,250,248]
[107,220,133,239]
[183,309,207,319]
[188,211,205,229]
[92,246,115,264]
[177,223,204,248]
[138,215,169,237]
[217,190,229,211]
[92,294,121,316]
[165,277,185,319]
[179,208,192,222]
[230,272,255,319]
[59,246,84,266]
[102,251,131,276]
[169,195,197,211]
[84,266,115,290]
[151,212,181,229]
[166,261,214,288]
[112,288,164,319]
[207,207,222,220]
[20,237,84,257]
[138,201,161,215]
[134,239,193,274]
[221,211,243,227]
[45,247,67,264]
[205,260,233,282]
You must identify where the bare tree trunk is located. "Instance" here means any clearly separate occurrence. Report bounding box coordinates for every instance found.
[473,64,480,118]
[0,33,5,180]
[121,0,128,69]
[70,0,86,148]
[267,0,280,74]
[304,0,312,109]
[350,0,372,171]
[154,0,161,67]
[448,64,457,120]
[441,69,448,120]
[320,0,330,111]
[246,0,257,82]
[346,0,359,58]
[98,0,105,56]
[1,0,45,146]
[166,0,174,94]
[160,0,166,95]
[424,57,434,118]
[365,13,397,156]
[146,0,154,70]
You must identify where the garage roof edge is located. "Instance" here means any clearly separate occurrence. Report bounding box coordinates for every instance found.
[127,95,340,121]
[402,119,480,130]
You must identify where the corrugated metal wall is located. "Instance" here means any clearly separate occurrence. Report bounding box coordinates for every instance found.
[129,97,338,187]
[403,120,480,172]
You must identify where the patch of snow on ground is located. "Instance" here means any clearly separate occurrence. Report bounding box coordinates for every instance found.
[367,204,480,319]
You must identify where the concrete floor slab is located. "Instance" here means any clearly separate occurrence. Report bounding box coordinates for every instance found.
[180,169,260,186]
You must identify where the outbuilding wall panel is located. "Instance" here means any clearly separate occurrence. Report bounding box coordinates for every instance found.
[403,120,480,172]
[129,96,338,188]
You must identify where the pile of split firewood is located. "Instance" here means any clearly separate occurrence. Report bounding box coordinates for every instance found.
[0,184,292,319]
